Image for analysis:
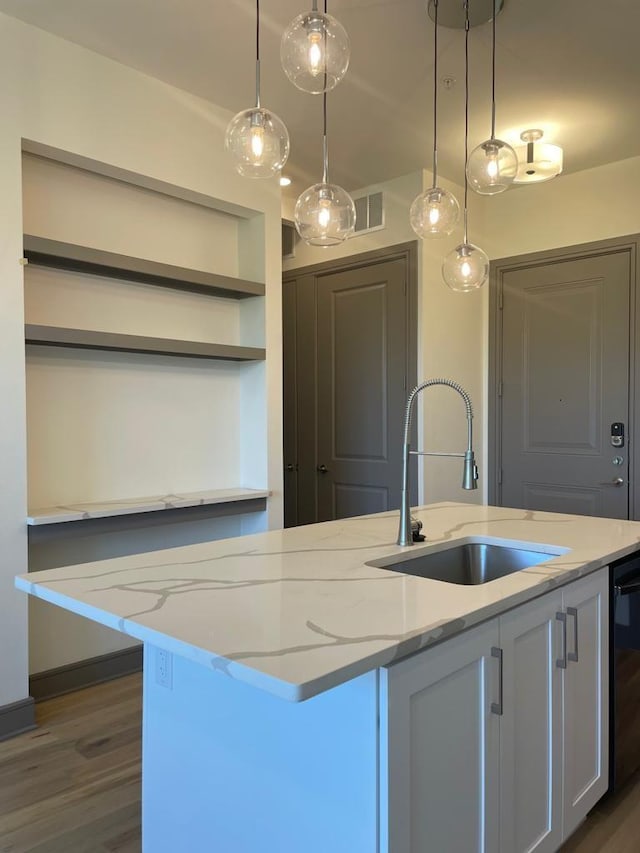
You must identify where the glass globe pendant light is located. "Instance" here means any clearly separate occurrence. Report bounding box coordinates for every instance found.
[281,0,350,94]
[443,1,489,292]
[466,0,517,195]
[410,0,460,239]
[225,0,290,178]
[294,93,356,246]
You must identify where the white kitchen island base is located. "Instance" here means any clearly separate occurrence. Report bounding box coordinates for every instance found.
[142,646,379,853]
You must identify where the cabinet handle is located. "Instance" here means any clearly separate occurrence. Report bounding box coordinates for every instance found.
[567,606,579,663]
[316,464,329,474]
[556,611,567,669]
[491,647,503,716]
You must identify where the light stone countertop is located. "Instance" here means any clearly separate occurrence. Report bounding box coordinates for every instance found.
[15,502,640,701]
[27,487,269,525]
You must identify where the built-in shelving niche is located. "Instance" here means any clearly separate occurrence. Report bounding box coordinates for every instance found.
[23,151,269,563]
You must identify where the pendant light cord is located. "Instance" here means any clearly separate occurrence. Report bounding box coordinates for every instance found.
[322,0,329,183]
[490,0,496,139]
[431,0,439,188]
[255,0,261,108]
[463,0,470,243]
[323,94,328,183]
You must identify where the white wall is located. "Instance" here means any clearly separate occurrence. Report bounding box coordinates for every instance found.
[283,169,486,507]
[0,12,282,707]
[481,155,640,260]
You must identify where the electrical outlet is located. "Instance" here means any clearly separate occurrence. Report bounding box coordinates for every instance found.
[155,648,173,689]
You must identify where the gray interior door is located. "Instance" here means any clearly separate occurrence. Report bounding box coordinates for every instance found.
[283,243,417,527]
[315,259,409,522]
[499,250,631,518]
[282,279,299,526]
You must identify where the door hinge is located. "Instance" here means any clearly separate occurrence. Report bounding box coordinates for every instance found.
[498,381,503,398]
[498,288,504,310]
[498,469,503,485]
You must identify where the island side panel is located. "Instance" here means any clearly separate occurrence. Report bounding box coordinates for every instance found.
[142,646,380,853]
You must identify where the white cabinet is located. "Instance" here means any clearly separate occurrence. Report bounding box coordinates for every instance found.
[380,620,501,853]
[380,568,609,853]
[499,590,563,853]
[561,570,609,837]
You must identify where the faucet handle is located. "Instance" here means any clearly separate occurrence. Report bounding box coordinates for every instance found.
[411,516,426,542]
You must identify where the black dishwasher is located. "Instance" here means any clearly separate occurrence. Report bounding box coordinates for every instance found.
[610,552,640,791]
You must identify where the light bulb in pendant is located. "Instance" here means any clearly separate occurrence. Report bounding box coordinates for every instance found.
[409,187,460,239]
[225,108,290,178]
[250,125,264,160]
[466,139,517,195]
[294,182,356,247]
[442,242,489,292]
[308,30,323,76]
[281,11,350,94]
[317,197,332,228]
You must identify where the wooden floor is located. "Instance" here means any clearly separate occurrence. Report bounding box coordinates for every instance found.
[561,766,640,853]
[0,675,142,853]
[1,673,639,852]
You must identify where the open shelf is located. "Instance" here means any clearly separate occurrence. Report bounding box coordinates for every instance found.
[25,324,265,362]
[23,234,265,299]
[27,487,270,526]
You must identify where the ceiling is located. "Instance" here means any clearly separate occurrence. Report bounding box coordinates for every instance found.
[1,0,638,198]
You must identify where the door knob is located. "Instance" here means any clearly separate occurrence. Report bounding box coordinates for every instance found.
[316,464,329,474]
[599,477,625,486]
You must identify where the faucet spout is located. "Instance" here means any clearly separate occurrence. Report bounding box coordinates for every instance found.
[397,378,478,547]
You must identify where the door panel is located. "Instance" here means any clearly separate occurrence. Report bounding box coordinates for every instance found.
[284,246,417,526]
[562,570,609,839]
[380,620,500,853]
[333,482,388,518]
[316,260,409,522]
[282,280,298,527]
[499,591,564,853]
[500,251,631,518]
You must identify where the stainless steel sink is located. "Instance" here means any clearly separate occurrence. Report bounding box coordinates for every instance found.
[367,541,558,585]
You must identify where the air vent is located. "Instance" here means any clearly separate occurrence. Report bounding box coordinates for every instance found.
[353,191,385,234]
[282,221,297,260]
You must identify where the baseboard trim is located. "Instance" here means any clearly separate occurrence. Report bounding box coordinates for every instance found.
[29,645,143,703]
[0,697,36,742]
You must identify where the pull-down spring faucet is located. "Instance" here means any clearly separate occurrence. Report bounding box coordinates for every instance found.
[397,378,479,547]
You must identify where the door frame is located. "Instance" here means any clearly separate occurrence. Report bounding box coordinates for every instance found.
[488,234,639,518]
[283,241,419,526]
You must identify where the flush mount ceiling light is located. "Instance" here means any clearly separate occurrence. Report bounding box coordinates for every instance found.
[513,129,564,184]
[225,0,290,178]
[442,0,489,292]
[466,0,517,194]
[410,0,460,239]
[281,0,350,94]
[294,1,355,246]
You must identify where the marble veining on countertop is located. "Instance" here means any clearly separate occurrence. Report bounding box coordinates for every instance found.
[27,487,269,525]
[15,502,640,701]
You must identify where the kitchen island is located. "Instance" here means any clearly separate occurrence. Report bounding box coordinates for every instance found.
[15,502,640,852]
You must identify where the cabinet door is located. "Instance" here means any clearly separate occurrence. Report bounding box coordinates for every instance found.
[499,590,564,853]
[380,620,500,853]
[562,569,609,839]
